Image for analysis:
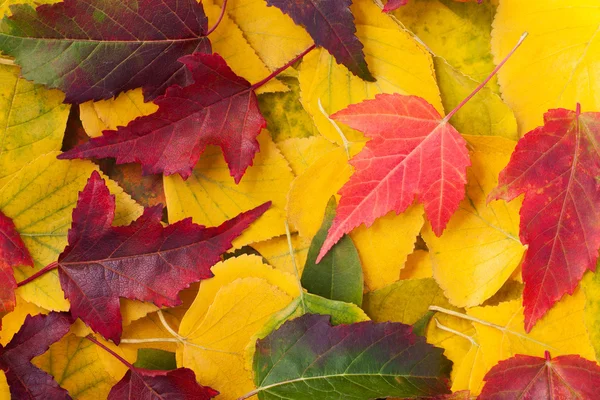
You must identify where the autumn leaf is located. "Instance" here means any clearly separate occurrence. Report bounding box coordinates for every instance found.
[250,313,452,399]
[0,312,72,399]
[0,0,211,102]
[479,351,600,399]
[490,107,600,331]
[48,171,270,343]
[382,0,408,11]
[266,0,374,82]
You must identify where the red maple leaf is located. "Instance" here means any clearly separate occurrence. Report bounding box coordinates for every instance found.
[0,312,73,399]
[55,171,269,343]
[265,0,374,81]
[59,53,266,183]
[490,106,600,331]
[0,211,33,317]
[109,368,219,400]
[479,351,600,399]
[317,94,470,261]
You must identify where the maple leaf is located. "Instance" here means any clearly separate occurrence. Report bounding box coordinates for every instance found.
[490,106,600,331]
[109,367,219,400]
[54,171,269,343]
[383,0,481,11]
[0,211,33,316]
[0,0,211,103]
[316,93,470,261]
[479,351,600,399]
[59,53,265,183]
[266,0,374,81]
[0,312,73,399]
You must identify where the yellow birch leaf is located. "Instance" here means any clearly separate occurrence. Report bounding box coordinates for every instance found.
[0,296,46,346]
[182,254,298,324]
[213,0,312,70]
[33,334,119,400]
[276,136,336,175]
[0,65,69,188]
[423,135,525,308]
[351,205,425,291]
[286,147,353,238]
[251,234,311,276]
[491,0,600,133]
[0,372,8,400]
[164,131,294,248]
[119,310,181,356]
[400,250,433,280]
[203,0,287,94]
[178,278,294,399]
[258,77,320,142]
[79,89,157,138]
[0,152,142,311]
[299,0,442,145]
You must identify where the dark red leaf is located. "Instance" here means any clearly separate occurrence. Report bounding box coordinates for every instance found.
[59,53,265,183]
[108,367,218,400]
[57,171,269,343]
[0,0,211,103]
[490,107,600,331]
[0,211,33,317]
[266,0,374,82]
[0,312,73,399]
[479,351,600,399]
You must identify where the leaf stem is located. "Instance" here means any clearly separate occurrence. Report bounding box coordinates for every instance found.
[317,98,350,159]
[16,261,58,287]
[441,32,528,124]
[0,58,15,66]
[284,221,307,313]
[86,334,135,370]
[237,389,259,400]
[157,310,184,341]
[433,318,479,347]
[205,0,228,36]
[251,44,316,90]
[120,338,180,344]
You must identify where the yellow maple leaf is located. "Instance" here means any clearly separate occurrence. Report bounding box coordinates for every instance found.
[251,234,311,276]
[492,0,600,133]
[423,135,525,308]
[276,136,336,175]
[164,131,294,248]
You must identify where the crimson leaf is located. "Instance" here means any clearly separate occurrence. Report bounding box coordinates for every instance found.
[0,312,73,399]
[56,171,269,343]
[59,53,265,183]
[0,0,211,102]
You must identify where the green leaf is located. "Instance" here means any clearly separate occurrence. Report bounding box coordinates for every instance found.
[301,197,363,306]
[252,313,452,399]
[133,349,177,371]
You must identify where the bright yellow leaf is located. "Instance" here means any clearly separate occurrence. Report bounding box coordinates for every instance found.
[0,152,142,311]
[251,234,311,276]
[400,250,433,280]
[164,131,294,248]
[0,296,46,345]
[214,0,312,70]
[276,136,336,175]
[0,371,8,400]
[299,0,442,145]
[423,135,525,308]
[79,89,157,138]
[33,334,119,400]
[178,278,294,399]
[0,0,60,18]
[351,206,425,291]
[0,65,69,187]
[492,0,600,133]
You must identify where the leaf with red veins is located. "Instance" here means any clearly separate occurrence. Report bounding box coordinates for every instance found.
[317,93,470,262]
[59,53,265,183]
[0,211,33,316]
[108,367,219,400]
[479,351,600,399]
[489,107,600,332]
[0,0,211,103]
[0,312,73,400]
[266,0,374,82]
[57,171,270,343]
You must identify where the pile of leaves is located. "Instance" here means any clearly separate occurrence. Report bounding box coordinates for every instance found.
[1,0,600,398]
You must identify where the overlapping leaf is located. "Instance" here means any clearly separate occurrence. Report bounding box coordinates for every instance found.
[490,107,600,331]
[0,312,72,399]
[60,53,266,182]
[0,0,211,102]
[317,93,470,261]
[56,171,269,343]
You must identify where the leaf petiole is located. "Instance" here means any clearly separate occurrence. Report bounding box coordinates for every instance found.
[250,44,316,90]
[284,221,307,313]
[16,261,58,287]
[86,334,135,370]
[205,0,228,36]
